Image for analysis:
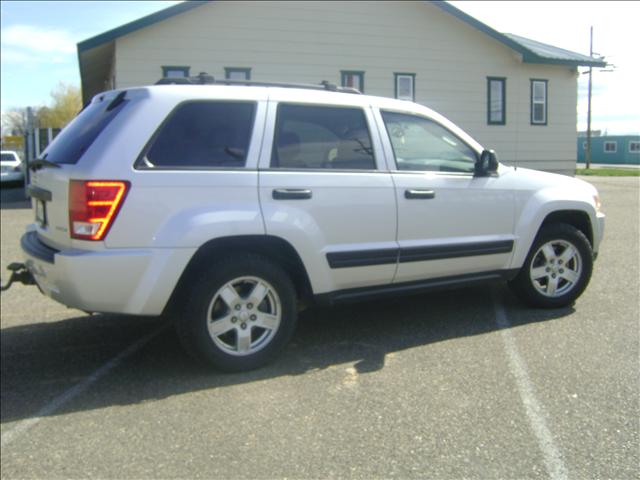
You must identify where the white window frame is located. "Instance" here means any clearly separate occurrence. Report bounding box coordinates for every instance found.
[395,73,416,102]
[629,141,640,153]
[530,79,548,125]
[604,141,617,153]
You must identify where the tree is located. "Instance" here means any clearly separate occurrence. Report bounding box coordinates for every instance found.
[1,107,28,136]
[37,83,81,129]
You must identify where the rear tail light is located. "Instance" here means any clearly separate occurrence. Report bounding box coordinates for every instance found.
[69,180,130,240]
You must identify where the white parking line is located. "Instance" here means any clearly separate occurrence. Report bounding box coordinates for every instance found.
[1,324,168,449]
[493,291,568,480]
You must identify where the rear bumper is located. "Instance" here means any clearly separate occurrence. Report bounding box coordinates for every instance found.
[21,231,195,315]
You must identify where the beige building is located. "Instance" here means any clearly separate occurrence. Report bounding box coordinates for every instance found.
[77,1,604,174]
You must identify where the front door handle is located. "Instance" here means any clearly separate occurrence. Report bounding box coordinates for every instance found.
[272,188,313,200]
[405,189,436,199]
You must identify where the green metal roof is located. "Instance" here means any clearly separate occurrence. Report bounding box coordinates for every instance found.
[502,33,606,67]
[77,1,606,65]
[433,2,606,67]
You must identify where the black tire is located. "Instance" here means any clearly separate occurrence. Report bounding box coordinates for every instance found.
[509,223,593,308]
[176,253,297,372]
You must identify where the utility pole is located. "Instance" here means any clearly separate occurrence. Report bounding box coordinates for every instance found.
[585,26,593,170]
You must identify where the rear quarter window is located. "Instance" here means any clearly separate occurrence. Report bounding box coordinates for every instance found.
[41,93,128,165]
[137,101,256,169]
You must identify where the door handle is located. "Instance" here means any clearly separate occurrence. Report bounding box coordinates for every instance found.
[405,189,436,199]
[272,188,313,200]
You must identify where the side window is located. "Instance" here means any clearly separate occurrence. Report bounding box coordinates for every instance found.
[271,104,376,170]
[140,101,255,168]
[381,111,477,173]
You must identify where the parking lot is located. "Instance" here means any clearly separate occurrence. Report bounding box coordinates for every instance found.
[1,177,638,479]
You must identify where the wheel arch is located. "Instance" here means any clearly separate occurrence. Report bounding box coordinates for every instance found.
[540,210,593,247]
[163,235,313,316]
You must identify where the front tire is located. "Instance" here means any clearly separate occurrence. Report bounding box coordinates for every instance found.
[509,223,593,308]
[176,253,297,371]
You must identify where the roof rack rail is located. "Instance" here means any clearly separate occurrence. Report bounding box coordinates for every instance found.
[154,72,362,94]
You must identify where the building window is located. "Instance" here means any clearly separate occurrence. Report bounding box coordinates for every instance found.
[162,66,190,78]
[394,73,416,101]
[604,141,617,153]
[225,67,251,81]
[629,141,640,153]
[582,141,587,150]
[530,79,548,125]
[341,71,364,93]
[487,77,506,125]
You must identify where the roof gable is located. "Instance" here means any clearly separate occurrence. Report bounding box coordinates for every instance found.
[77,1,606,67]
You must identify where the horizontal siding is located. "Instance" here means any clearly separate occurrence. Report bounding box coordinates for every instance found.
[114,0,578,173]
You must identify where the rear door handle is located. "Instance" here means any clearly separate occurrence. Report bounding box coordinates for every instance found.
[405,189,436,199]
[272,188,313,200]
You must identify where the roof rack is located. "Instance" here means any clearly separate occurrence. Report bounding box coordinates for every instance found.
[154,72,362,94]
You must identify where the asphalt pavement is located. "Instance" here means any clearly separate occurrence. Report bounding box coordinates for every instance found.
[1,177,638,479]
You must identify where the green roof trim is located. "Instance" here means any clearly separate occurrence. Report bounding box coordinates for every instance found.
[77,1,208,53]
[432,2,607,68]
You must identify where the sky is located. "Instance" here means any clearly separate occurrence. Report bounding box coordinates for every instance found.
[1,0,639,134]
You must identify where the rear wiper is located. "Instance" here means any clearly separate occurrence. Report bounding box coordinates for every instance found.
[29,158,61,171]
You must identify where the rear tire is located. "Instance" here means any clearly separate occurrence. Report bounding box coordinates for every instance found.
[176,253,297,372]
[509,223,593,308]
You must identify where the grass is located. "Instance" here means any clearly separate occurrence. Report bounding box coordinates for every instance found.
[576,167,639,177]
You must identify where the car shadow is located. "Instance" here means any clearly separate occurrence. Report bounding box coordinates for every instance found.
[0,285,574,423]
[0,183,30,210]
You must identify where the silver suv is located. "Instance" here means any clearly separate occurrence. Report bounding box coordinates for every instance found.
[7,77,605,371]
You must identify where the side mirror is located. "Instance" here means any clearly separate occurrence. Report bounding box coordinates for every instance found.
[475,149,498,176]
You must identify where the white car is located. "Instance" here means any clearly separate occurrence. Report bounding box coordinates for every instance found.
[0,150,24,184]
[10,77,605,371]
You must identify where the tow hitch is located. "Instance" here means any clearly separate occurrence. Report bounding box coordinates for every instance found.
[0,263,36,292]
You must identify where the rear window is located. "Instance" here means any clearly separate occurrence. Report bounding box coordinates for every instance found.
[41,93,128,165]
[1,153,18,162]
[138,101,256,169]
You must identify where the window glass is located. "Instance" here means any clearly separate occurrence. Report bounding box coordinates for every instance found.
[604,141,617,153]
[41,94,127,165]
[162,66,189,78]
[166,69,186,78]
[381,111,476,173]
[531,80,547,124]
[341,71,364,92]
[488,78,505,124]
[629,141,640,153]
[272,104,375,170]
[396,74,415,101]
[225,68,251,80]
[142,102,255,168]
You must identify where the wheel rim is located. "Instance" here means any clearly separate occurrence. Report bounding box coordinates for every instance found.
[529,239,582,298]
[206,276,282,356]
